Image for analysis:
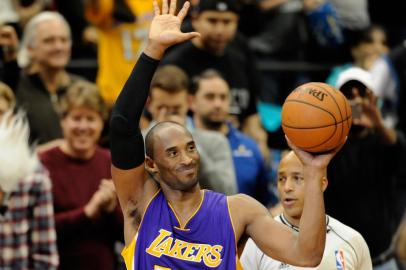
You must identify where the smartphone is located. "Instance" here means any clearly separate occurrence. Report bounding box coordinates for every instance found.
[350,102,362,119]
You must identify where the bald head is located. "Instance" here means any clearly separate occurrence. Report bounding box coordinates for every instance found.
[145,121,193,159]
[280,151,301,170]
[279,151,327,178]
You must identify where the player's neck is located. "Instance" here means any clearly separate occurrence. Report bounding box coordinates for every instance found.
[163,187,204,225]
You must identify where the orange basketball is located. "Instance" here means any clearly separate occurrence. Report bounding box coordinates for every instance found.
[281,82,352,153]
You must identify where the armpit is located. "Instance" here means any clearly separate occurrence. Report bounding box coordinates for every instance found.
[127,198,142,227]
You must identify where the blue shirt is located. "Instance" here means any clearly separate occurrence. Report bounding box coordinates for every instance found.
[226,123,273,205]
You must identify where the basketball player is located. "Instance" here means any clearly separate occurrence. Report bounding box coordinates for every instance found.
[240,151,373,270]
[110,1,342,269]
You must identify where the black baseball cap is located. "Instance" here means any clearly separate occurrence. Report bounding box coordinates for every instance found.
[195,0,240,14]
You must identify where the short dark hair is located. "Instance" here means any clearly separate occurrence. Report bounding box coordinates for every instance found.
[189,69,227,95]
[150,65,189,94]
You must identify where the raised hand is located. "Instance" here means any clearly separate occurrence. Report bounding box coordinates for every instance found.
[356,89,383,129]
[145,0,200,59]
[84,179,117,218]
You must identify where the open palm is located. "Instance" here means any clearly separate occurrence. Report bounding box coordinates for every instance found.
[149,0,199,49]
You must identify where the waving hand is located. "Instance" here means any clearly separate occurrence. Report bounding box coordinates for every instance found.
[145,0,200,59]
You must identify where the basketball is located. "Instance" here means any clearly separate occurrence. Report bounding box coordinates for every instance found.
[281,82,352,153]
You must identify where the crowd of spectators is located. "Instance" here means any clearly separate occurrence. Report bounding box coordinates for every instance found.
[0,0,405,269]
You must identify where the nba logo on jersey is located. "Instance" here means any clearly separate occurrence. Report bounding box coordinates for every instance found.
[335,250,346,270]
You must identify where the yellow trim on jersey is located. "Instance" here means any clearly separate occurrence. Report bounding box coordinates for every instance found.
[138,188,162,234]
[167,190,206,230]
[236,257,244,270]
[227,197,243,270]
[121,237,136,270]
[226,197,238,250]
[121,188,162,270]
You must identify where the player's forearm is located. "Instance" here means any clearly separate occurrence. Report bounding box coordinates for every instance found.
[297,168,326,266]
[110,52,159,169]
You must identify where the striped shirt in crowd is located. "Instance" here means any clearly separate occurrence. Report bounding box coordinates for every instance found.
[0,166,59,269]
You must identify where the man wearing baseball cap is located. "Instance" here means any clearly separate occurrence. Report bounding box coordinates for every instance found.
[161,0,267,157]
[325,67,406,269]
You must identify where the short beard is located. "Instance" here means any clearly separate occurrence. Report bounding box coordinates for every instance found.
[200,116,224,131]
[201,39,226,56]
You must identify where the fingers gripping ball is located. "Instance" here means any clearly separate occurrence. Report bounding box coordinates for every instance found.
[281,82,352,153]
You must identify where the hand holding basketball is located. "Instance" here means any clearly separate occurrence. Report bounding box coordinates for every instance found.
[281,82,352,153]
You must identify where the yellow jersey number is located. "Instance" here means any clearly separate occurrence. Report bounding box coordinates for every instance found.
[154,266,172,270]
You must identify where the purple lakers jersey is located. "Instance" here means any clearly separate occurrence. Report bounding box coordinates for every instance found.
[132,189,237,269]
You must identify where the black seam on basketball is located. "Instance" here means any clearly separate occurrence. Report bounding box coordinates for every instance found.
[283,99,337,123]
[301,121,337,150]
[341,93,351,130]
[283,116,351,150]
[341,91,351,131]
[282,115,351,129]
[317,83,344,143]
[302,119,351,151]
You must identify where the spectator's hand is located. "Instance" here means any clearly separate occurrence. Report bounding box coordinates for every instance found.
[84,189,107,219]
[83,26,98,44]
[84,180,117,218]
[0,25,19,62]
[144,0,200,59]
[355,89,384,129]
[98,179,118,213]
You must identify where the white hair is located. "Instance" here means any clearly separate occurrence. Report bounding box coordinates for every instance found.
[0,111,39,192]
[18,11,71,68]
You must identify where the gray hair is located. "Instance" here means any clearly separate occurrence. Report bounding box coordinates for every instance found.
[18,11,71,68]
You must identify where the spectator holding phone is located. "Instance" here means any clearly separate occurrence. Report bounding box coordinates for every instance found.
[325,67,405,269]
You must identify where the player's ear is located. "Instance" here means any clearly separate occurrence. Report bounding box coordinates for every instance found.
[145,156,158,174]
[322,176,328,192]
